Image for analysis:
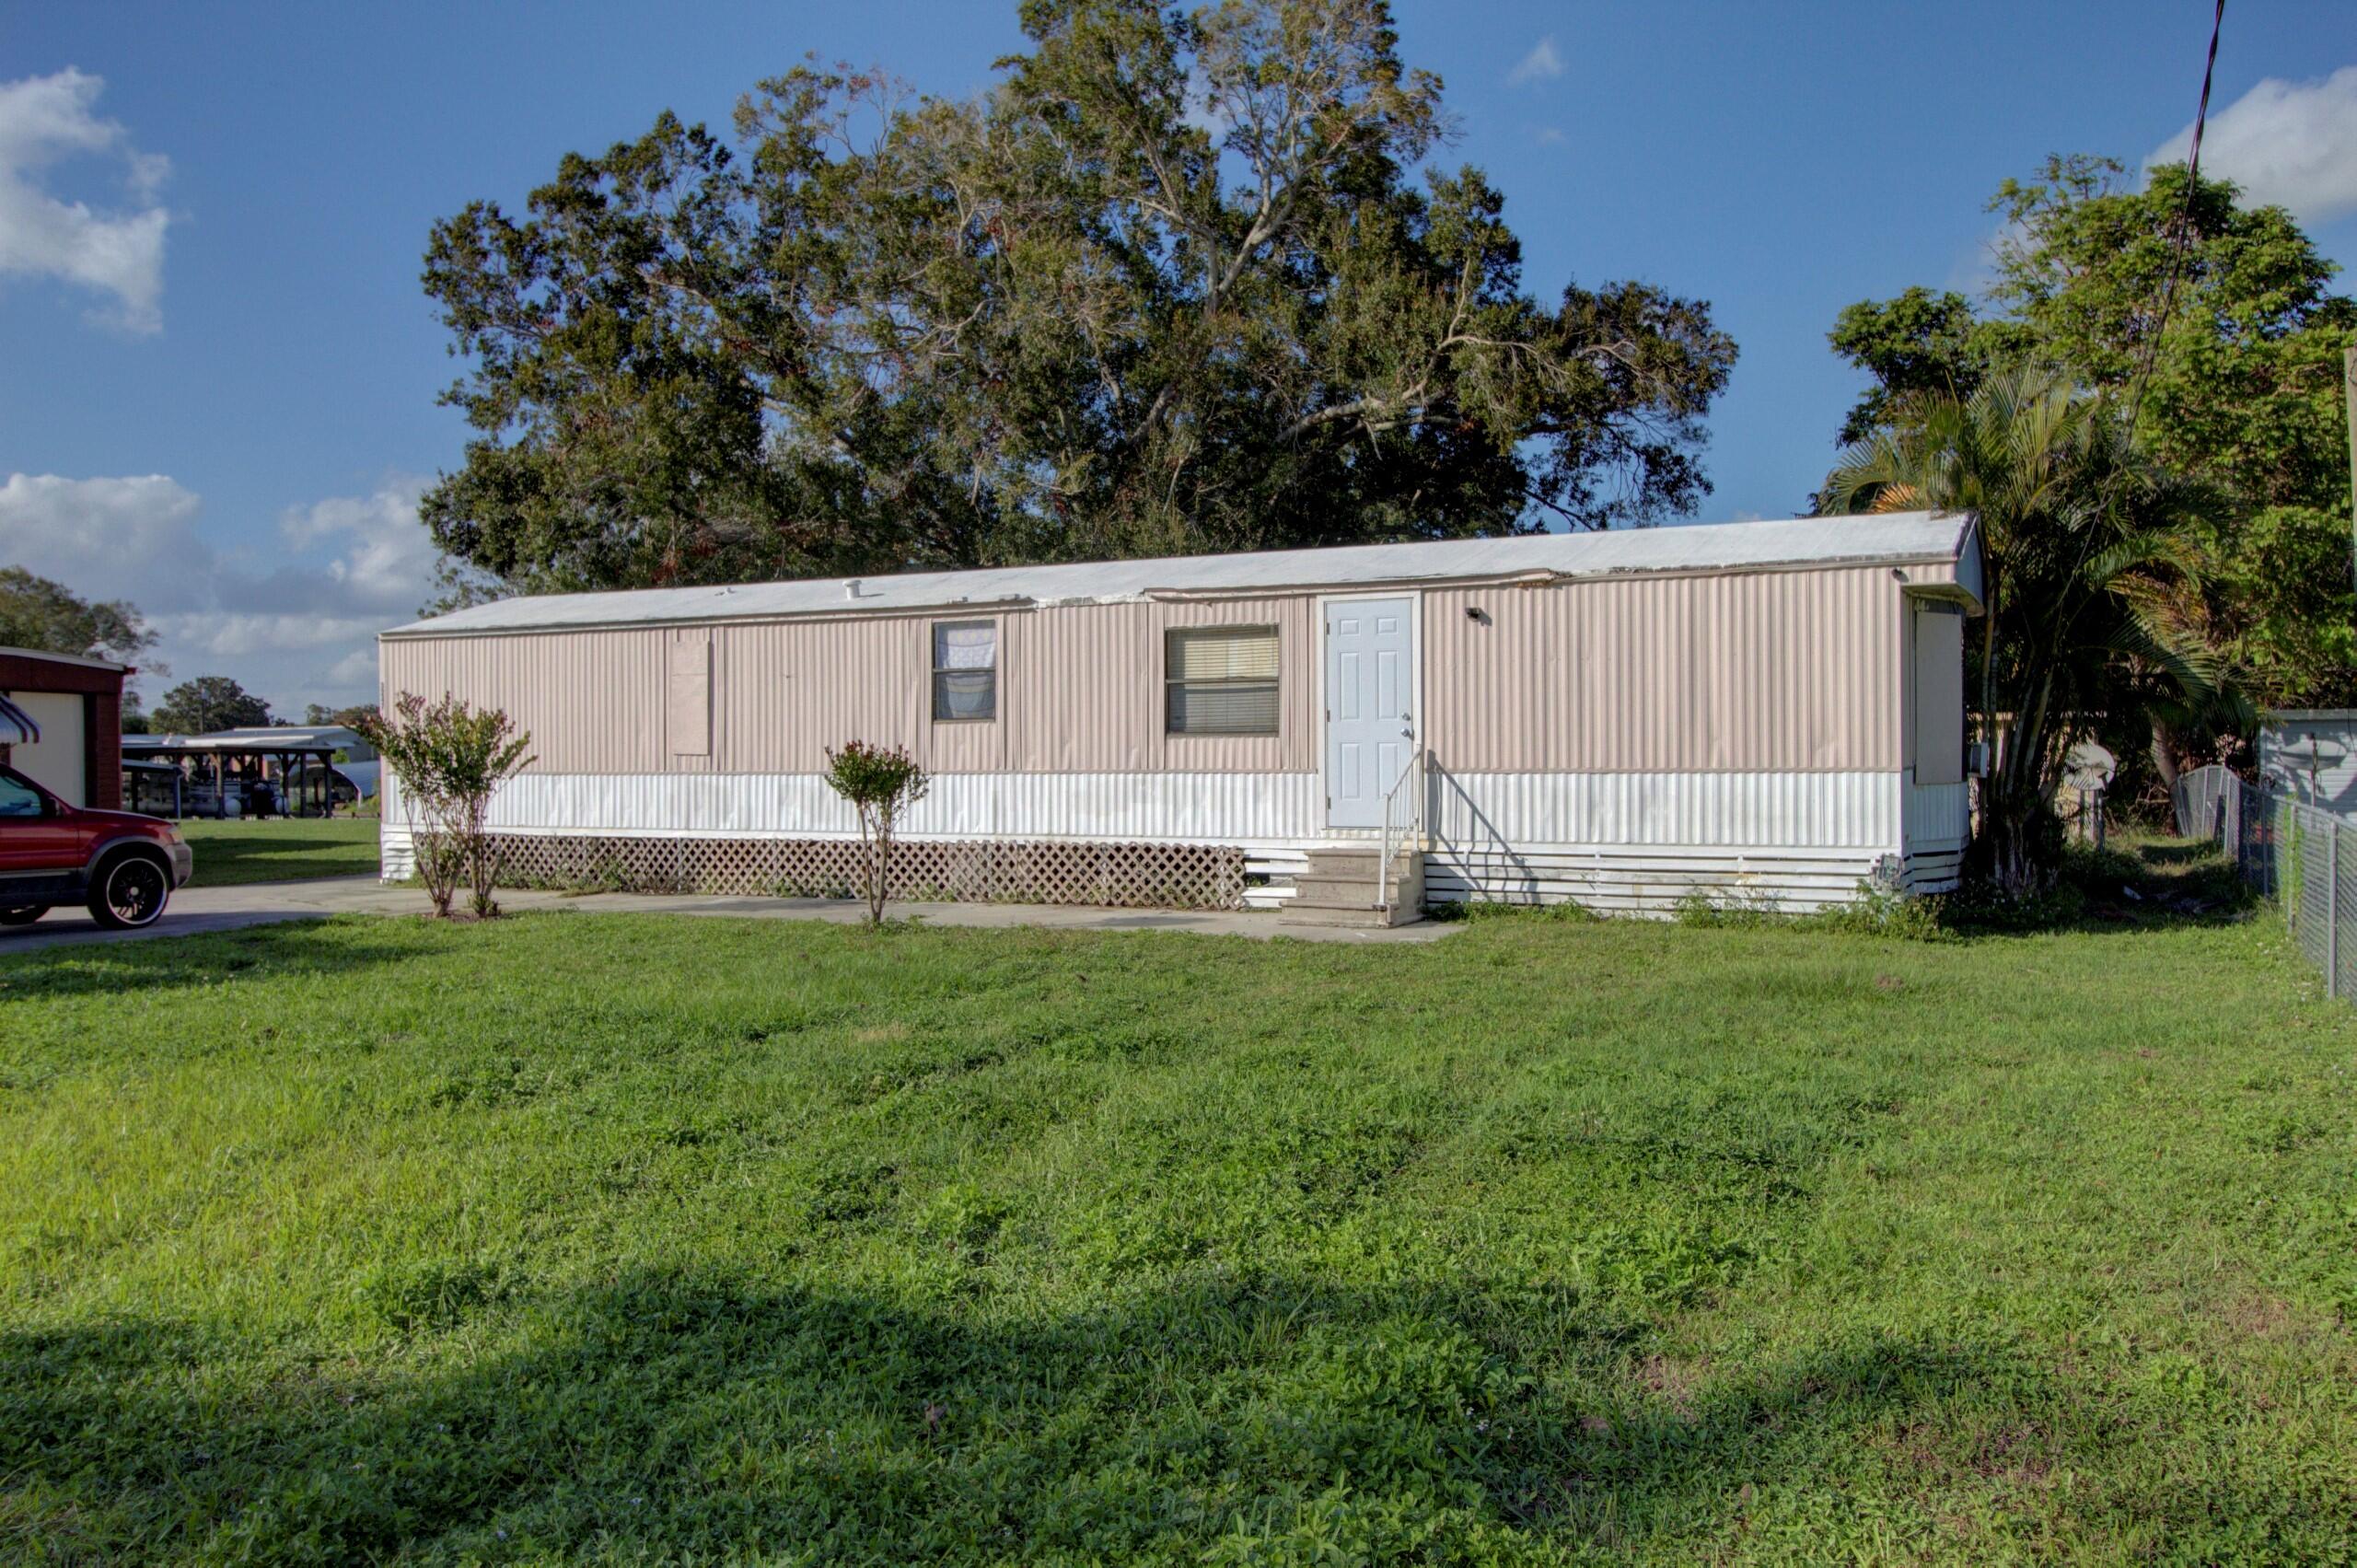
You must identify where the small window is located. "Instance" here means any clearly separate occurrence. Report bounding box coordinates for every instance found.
[1167,625,1279,736]
[932,621,997,722]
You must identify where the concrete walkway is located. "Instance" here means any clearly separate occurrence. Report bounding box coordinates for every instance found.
[0,876,1456,953]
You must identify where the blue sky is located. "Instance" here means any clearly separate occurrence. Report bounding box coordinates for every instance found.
[4,1,2354,712]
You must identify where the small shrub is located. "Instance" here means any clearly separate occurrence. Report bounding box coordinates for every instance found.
[1671,886,1783,928]
[822,741,930,926]
[1804,884,1948,940]
[1436,896,1600,924]
[358,693,535,919]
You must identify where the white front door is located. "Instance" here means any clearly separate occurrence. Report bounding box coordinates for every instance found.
[1324,598,1414,828]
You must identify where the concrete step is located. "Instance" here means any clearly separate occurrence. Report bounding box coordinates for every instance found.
[1287,847,1424,922]
[1290,870,1411,900]
[1300,853,1418,875]
[1276,900,1425,929]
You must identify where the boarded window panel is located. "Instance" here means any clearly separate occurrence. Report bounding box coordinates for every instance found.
[1913,602,1964,785]
[932,621,997,721]
[1167,626,1279,735]
[668,637,711,756]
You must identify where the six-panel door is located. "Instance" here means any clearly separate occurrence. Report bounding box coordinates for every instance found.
[1323,598,1414,828]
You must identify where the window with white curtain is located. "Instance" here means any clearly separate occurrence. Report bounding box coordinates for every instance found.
[1166,625,1279,736]
[931,620,997,721]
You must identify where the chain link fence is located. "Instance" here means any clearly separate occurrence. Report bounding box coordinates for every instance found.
[2175,764,2356,1001]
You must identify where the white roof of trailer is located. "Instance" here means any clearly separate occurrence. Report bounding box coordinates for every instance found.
[384,511,1978,638]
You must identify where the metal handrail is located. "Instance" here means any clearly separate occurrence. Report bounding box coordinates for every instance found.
[1376,745,1427,912]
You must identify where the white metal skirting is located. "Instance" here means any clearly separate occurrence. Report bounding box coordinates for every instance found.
[1422,770,1906,913]
[382,772,1323,881]
[1431,770,1902,851]
[422,770,1321,842]
[1898,849,1966,895]
[1904,778,1971,850]
[1426,848,1891,914]
[383,768,1931,911]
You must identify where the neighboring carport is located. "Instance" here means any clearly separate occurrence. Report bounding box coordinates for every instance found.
[119,728,366,819]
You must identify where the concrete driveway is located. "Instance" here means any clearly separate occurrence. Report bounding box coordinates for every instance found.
[0,877,1455,952]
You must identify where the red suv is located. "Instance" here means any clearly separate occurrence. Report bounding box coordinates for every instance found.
[0,764,193,930]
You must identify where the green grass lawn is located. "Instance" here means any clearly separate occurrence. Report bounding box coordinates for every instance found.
[175,816,379,887]
[2,875,2352,1562]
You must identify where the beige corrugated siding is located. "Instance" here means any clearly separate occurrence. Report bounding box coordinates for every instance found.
[379,627,673,774]
[1005,597,1314,773]
[383,595,1318,777]
[1422,566,1903,772]
[381,564,1908,782]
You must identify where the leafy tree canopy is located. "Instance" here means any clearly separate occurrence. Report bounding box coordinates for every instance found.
[421,0,1736,592]
[1823,371,2218,889]
[152,676,277,736]
[1829,155,2356,709]
[0,567,162,674]
[304,703,381,729]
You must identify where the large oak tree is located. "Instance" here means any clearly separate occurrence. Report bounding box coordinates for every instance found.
[421,0,1736,592]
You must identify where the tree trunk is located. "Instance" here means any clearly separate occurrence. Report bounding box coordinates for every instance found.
[1968,682,2064,898]
[2148,715,2182,796]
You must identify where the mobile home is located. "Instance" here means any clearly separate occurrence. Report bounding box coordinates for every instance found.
[377,511,1983,921]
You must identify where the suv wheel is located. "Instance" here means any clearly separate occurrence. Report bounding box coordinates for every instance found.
[88,854,171,930]
[0,905,47,926]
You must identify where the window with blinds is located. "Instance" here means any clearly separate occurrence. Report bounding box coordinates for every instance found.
[932,621,997,722]
[1166,625,1279,736]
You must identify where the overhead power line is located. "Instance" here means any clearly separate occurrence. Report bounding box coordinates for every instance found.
[2124,0,2225,443]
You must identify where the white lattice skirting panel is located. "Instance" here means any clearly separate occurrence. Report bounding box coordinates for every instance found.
[466,831,1247,910]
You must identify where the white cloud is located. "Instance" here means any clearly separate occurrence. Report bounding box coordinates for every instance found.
[0,471,438,712]
[2150,65,2357,227]
[279,482,445,614]
[0,68,171,332]
[1508,37,1563,87]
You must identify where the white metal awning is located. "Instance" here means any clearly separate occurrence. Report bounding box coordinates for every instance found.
[0,693,39,746]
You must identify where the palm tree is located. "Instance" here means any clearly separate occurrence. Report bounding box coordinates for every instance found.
[1821,370,2222,893]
